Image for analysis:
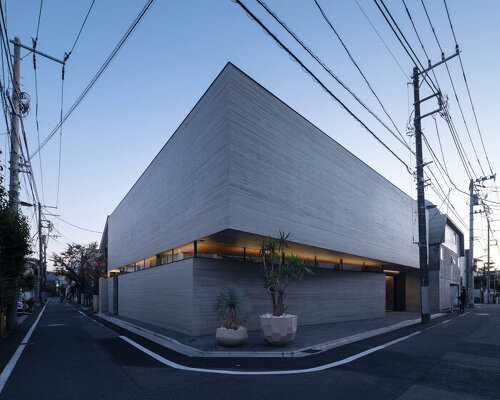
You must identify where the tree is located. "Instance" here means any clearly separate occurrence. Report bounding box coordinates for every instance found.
[51,242,107,299]
[0,174,32,327]
[260,231,313,316]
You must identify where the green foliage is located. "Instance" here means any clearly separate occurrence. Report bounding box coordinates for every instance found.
[260,231,313,316]
[0,175,32,303]
[215,285,250,329]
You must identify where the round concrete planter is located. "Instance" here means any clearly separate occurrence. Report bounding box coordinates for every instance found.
[216,326,248,347]
[259,313,297,346]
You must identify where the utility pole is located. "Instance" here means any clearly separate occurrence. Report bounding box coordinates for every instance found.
[487,217,491,303]
[5,37,21,331]
[413,66,430,324]
[8,37,21,210]
[4,38,64,313]
[468,174,495,306]
[468,181,475,306]
[411,51,459,324]
[37,202,42,303]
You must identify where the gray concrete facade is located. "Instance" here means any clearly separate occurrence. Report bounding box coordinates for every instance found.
[107,62,418,271]
[114,258,385,336]
[104,63,421,334]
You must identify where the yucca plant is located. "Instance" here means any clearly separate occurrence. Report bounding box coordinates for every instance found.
[215,285,250,330]
[261,231,313,316]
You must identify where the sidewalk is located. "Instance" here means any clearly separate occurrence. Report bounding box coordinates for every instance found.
[97,311,445,358]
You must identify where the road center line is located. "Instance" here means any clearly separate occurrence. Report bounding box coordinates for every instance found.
[0,303,47,394]
[119,331,421,375]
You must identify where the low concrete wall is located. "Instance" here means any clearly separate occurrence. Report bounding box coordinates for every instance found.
[99,277,108,313]
[108,277,118,315]
[117,259,193,335]
[192,258,385,336]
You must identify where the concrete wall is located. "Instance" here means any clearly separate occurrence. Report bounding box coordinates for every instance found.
[107,68,231,269]
[107,63,418,271]
[99,277,108,314]
[107,277,114,314]
[192,258,385,336]
[429,244,461,312]
[225,65,418,268]
[113,257,385,336]
[117,259,194,335]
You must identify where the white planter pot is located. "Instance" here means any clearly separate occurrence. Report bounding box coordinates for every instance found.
[216,326,248,347]
[260,313,297,346]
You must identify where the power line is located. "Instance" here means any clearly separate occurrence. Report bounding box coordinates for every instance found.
[66,0,95,60]
[420,0,486,177]
[313,0,407,145]
[374,0,439,93]
[34,0,43,43]
[232,0,412,172]
[353,0,409,81]
[30,0,157,158]
[443,0,494,176]
[255,0,411,153]
[44,210,102,234]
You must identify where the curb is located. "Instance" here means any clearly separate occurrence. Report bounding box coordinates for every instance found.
[96,312,446,358]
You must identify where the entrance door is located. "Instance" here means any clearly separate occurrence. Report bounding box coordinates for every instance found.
[386,275,395,311]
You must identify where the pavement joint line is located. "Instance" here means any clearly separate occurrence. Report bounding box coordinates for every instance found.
[119,330,422,375]
[98,312,445,359]
[0,302,48,394]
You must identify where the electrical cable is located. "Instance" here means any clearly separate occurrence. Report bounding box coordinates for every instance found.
[44,209,102,234]
[353,0,409,81]
[255,0,411,154]
[375,0,439,93]
[66,0,95,60]
[313,0,408,146]
[30,0,157,158]
[420,0,486,177]
[443,0,494,176]
[232,0,412,173]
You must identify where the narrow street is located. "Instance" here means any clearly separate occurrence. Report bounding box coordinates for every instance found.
[1,300,500,400]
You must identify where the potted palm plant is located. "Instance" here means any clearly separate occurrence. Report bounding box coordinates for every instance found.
[259,231,312,346]
[215,285,250,347]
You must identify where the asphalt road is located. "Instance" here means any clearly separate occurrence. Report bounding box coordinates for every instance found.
[1,300,500,400]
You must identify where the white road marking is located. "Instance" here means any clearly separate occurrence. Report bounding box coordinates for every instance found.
[458,311,472,318]
[476,313,490,316]
[0,303,47,394]
[46,323,65,327]
[78,311,85,316]
[119,331,421,375]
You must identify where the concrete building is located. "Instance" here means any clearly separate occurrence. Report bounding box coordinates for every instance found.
[427,206,465,312]
[100,63,422,336]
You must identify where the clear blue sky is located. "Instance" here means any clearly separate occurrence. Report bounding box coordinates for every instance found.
[2,0,499,268]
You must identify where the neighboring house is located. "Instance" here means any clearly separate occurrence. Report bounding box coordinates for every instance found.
[427,204,465,312]
[45,272,57,296]
[100,63,421,336]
